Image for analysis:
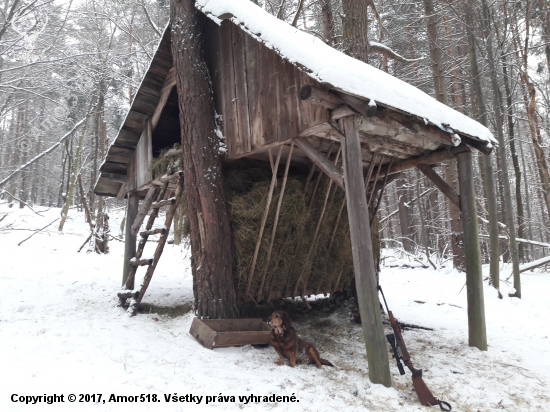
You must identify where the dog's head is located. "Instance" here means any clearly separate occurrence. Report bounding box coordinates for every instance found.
[268,310,292,330]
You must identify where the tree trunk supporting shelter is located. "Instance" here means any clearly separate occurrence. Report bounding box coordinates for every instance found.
[340,115,391,387]
[456,147,487,351]
[171,0,238,319]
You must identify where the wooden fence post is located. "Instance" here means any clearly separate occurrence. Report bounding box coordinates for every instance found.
[341,115,391,387]
[456,147,487,351]
[122,192,139,287]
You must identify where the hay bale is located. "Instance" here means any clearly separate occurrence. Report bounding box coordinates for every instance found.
[224,159,354,301]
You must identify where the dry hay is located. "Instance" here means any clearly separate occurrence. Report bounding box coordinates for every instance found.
[149,145,182,180]
[225,159,354,301]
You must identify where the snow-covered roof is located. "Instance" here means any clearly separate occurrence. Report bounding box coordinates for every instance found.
[196,0,496,145]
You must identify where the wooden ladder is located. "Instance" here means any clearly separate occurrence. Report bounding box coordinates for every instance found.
[118,171,184,316]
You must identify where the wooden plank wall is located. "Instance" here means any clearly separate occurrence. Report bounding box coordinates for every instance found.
[135,121,152,188]
[219,21,327,159]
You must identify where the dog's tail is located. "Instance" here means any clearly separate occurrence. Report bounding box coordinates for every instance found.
[320,358,334,367]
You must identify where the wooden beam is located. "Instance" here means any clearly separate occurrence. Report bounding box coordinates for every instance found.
[227,138,293,161]
[340,114,391,387]
[456,146,487,351]
[294,137,344,189]
[122,192,139,288]
[298,122,335,137]
[418,164,460,209]
[370,147,457,181]
[107,173,128,184]
[336,91,377,117]
[301,84,493,154]
[151,67,176,130]
[300,84,344,109]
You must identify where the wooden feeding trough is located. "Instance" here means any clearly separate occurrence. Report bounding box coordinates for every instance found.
[189,318,272,350]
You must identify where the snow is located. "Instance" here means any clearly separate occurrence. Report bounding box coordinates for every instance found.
[195,0,497,145]
[1,206,549,411]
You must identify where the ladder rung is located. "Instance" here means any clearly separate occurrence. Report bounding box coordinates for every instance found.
[130,258,153,267]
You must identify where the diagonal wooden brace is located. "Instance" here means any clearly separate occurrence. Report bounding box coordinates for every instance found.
[417,164,460,210]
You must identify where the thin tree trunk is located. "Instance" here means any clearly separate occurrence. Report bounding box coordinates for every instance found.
[465,0,500,283]
[171,0,238,319]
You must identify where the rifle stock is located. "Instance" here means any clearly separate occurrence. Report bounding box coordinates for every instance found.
[379,286,452,411]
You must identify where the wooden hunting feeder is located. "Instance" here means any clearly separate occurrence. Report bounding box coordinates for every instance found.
[94,0,495,385]
[189,318,272,350]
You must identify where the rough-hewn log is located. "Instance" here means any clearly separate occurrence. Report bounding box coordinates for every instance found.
[371,147,457,181]
[298,122,335,137]
[151,198,176,208]
[130,258,153,267]
[331,105,355,121]
[340,114,391,387]
[336,91,377,117]
[160,171,183,183]
[295,137,344,189]
[418,164,460,209]
[122,192,139,287]
[300,84,344,109]
[301,84,492,154]
[140,228,166,237]
[130,186,158,236]
[117,290,140,300]
[456,147,487,351]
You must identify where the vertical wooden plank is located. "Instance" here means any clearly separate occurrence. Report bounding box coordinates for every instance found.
[277,58,291,141]
[456,147,487,351]
[231,25,251,153]
[283,62,300,139]
[123,192,139,287]
[135,127,149,188]
[260,44,278,144]
[219,22,239,157]
[340,115,391,387]
[245,32,262,148]
[146,120,153,181]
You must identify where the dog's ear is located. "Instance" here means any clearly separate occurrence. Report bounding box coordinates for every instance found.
[281,311,292,328]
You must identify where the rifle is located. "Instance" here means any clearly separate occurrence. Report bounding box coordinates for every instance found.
[378,285,452,411]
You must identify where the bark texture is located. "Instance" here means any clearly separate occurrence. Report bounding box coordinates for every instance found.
[341,0,370,63]
[171,0,238,319]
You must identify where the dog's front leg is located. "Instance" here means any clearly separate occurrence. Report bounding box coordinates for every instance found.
[272,345,285,365]
[289,350,297,367]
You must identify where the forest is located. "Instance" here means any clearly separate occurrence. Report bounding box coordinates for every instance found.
[2,0,550,290]
[1,0,550,410]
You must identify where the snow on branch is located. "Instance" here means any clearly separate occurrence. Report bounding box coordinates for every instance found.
[369,41,425,63]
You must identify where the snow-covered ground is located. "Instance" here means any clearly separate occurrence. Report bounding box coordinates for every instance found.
[0,205,548,411]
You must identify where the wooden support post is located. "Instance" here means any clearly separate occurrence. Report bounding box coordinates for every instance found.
[456,147,487,351]
[122,192,139,287]
[340,115,391,387]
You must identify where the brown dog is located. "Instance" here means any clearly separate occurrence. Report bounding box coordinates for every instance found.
[268,310,333,368]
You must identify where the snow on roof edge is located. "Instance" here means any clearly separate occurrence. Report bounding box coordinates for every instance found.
[196,0,496,146]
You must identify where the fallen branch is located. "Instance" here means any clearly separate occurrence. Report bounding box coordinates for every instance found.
[479,234,550,248]
[0,190,44,216]
[518,256,550,273]
[18,218,60,246]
